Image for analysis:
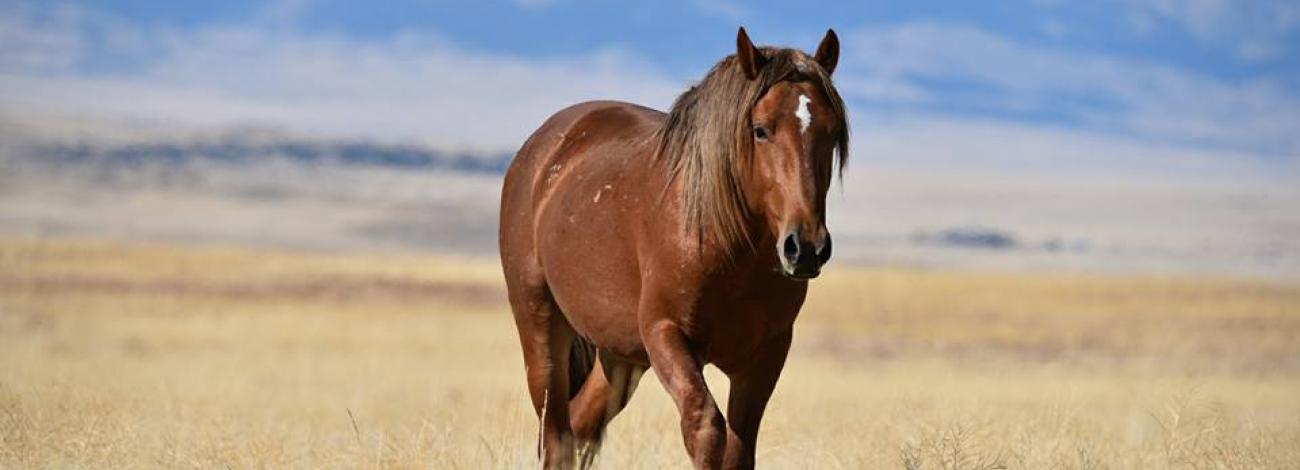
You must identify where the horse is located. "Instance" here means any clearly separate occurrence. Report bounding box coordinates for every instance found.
[499,27,848,469]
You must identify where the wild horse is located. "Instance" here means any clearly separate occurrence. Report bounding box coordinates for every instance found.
[499,27,848,469]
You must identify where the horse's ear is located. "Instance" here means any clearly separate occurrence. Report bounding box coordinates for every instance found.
[736,26,766,80]
[814,28,839,76]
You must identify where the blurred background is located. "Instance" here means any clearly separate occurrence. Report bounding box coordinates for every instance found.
[2,1,1299,468]
[2,0,1297,278]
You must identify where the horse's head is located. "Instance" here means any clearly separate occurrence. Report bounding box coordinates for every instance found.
[737,28,845,280]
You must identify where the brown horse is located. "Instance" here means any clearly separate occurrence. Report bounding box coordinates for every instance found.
[499,27,848,469]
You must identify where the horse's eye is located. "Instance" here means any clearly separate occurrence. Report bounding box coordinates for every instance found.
[753,125,769,141]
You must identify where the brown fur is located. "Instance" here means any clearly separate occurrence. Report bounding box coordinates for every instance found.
[500,27,847,469]
[656,47,850,256]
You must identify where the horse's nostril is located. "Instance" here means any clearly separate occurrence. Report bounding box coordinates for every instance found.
[817,233,833,266]
[782,233,800,262]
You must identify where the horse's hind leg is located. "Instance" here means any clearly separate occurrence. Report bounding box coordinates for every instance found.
[505,268,577,468]
[569,354,647,467]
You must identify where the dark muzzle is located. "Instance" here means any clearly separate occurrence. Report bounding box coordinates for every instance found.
[780,229,831,279]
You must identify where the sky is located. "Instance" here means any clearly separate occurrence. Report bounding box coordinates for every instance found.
[1,0,1297,171]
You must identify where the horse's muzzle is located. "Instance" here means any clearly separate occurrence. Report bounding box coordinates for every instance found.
[780,230,831,279]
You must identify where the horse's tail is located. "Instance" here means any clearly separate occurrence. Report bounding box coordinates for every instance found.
[568,335,597,398]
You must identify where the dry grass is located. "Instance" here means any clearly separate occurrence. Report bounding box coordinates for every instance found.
[1,236,1298,469]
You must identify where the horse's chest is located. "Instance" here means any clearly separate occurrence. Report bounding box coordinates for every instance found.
[700,284,804,370]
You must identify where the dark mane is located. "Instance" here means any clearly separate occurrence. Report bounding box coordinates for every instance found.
[655,47,849,256]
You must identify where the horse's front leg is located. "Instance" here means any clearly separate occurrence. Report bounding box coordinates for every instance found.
[641,317,726,469]
[722,329,792,469]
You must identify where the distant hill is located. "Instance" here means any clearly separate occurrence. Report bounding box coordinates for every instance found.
[2,116,1296,281]
[25,135,513,174]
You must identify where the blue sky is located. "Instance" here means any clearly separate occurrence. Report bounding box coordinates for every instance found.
[57,0,1300,80]
[1,0,1297,165]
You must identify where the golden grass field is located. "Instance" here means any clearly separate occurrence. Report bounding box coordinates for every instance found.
[2,237,1298,469]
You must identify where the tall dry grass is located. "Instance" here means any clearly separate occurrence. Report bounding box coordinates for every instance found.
[1,237,1297,468]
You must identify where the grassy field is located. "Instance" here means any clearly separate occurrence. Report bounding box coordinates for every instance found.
[1,237,1298,469]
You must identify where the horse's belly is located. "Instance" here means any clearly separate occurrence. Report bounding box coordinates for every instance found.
[534,178,647,361]
[554,280,646,361]
[545,257,645,360]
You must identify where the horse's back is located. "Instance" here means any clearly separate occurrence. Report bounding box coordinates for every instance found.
[502,100,661,201]
[500,100,661,257]
[499,100,663,360]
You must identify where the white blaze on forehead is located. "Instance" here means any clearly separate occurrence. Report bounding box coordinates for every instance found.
[795,94,812,134]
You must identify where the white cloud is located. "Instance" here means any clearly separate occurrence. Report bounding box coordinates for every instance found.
[849,113,1293,180]
[0,2,1295,172]
[0,16,81,72]
[1033,1,1296,68]
[0,3,143,73]
[0,8,682,151]
[254,0,316,29]
[839,22,1300,157]
[1134,0,1228,37]
[1236,40,1281,62]
[1121,0,1296,61]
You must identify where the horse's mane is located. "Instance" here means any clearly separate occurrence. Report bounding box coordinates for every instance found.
[655,47,849,257]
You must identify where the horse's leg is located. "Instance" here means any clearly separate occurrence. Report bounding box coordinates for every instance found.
[569,353,647,467]
[641,317,726,469]
[721,330,792,469]
[506,273,576,469]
